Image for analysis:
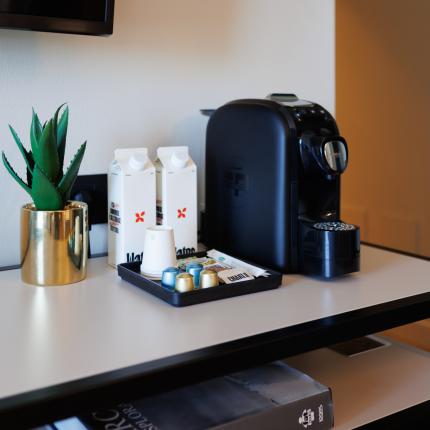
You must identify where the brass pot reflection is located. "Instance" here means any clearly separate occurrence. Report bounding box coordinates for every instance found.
[21,201,88,286]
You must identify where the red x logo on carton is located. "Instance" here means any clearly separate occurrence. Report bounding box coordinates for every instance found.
[177,208,187,219]
[135,211,145,223]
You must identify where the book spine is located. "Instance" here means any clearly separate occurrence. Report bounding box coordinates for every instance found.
[215,391,333,430]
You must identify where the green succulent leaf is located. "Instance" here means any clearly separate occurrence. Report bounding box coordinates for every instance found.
[31,165,63,210]
[57,141,86,202]
[30,109,42,156]
[26,167,33,189]
[2,152,31,195]
[8,125,34,174]
[52,103,65,131]
[53,104,68,170]
[32,119,61,183]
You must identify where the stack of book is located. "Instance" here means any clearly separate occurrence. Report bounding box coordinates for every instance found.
[49,361,333,430]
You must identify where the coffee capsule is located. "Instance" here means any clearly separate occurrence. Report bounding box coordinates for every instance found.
[175,273,194,293]
[200,269,219,288]
[161,267,180,289]
[186,263,204,288]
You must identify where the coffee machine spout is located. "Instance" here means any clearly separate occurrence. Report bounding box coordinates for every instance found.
[298,134,360,277]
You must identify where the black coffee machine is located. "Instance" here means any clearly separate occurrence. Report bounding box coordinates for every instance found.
[204,93,360,278]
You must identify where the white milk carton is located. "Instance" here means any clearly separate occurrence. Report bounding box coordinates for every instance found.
[108,148,156,267]
[155,147,197,257]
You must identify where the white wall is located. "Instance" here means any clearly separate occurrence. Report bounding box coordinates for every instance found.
[0,0,334,266]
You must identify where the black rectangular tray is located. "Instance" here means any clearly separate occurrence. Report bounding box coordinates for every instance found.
[117,253,283,307]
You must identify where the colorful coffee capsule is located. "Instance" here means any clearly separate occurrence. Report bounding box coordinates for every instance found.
[199,269,219,288]
[186,262,204,288]
[175,273,194,293]
[161,267,180,290]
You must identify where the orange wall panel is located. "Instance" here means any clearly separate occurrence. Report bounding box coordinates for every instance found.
[336,0,430,256]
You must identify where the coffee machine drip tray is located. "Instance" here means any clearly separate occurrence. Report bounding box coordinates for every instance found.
[313,221,356,232]
[300,220,360,279]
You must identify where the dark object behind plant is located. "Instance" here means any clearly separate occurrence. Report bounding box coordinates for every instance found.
[71,174,108,225]
[2,104,86,210]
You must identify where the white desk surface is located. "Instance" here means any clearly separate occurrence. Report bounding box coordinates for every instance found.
[0,245,429,401]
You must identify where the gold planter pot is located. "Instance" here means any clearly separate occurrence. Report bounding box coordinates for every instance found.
[21,201,88,286]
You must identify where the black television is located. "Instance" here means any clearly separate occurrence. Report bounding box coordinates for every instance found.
[0,0,115,36]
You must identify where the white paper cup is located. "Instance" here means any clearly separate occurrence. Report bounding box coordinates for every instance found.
[141,226,177,278]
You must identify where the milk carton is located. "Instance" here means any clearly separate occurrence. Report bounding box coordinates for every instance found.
[108,148,156,267]
[155,147,197,257]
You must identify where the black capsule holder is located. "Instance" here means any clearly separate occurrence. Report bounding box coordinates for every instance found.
[117,252,282,307]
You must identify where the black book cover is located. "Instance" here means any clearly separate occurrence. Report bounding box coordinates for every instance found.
[55,362,333,430]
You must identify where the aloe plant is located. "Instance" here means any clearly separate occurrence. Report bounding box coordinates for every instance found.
[2,104,86,211]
